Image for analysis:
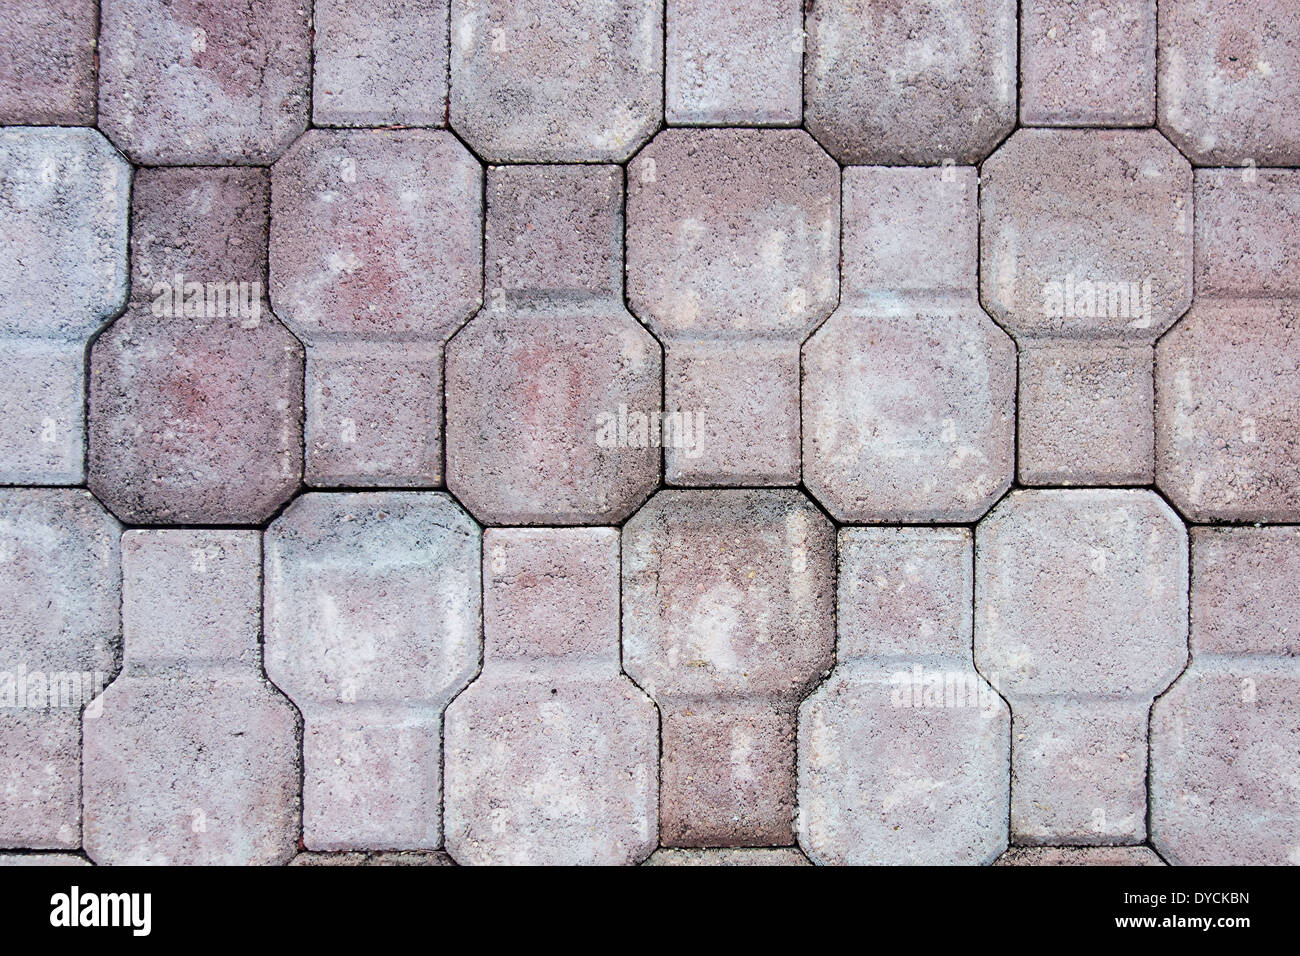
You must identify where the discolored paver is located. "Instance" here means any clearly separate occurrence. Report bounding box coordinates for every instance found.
[271,129,482,487]
[627,129,838,484]
[799,528,1009,865]
[1158,1,1300,166]
[665,0,802,126]
[623,489,835,846]
[805,0,1017,164]
[449,0,662,162]
[0,0,98,125]
[264,492,480,851]
[98,0,311,165]
[644,848,809,866]
[88,167,303,525]
[0,489,120,850]
[1157,169,1300,521]
[0,853,90,866]
[291,851,456,866]
[313,0,449,127]
[1152,527,1300,865]
[996,846,1165,866]
[445,528,658,865]
[0,128,130,485]
[447,164,659,525]
[1020,0,1156,127]
[975,489,1188,845]
[803,166,1014,521]
[981,128,1192,484]
[83,530,299,865]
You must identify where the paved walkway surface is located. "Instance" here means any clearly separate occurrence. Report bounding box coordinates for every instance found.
[0,0,1297,866]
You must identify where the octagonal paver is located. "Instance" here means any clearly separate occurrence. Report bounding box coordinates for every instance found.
[803,166,1014,522]
[805,0,1016,164]
[84,530,299,865]
[0,489,119,850]
[0,0,98,125]
[313,0,449,127]
[98,0,310,165]
[447,164,660,525]
[449,0,661,162]
[981,128,1192,484]
[445,528,658,865]
[1020,0,1156,127]
[0,128,130,485]
[623,489,835,846]
[271,129,482,487]
[627,128,839,484]
[1157,169,1300,521]
[265,492,481,851]
[798,528,1010,866]
[975,489,1188,845]
[1153,527,1300,865]
[88,167,303,525]
[1159,0,1300,166]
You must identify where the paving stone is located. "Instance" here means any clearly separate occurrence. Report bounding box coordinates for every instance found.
[447,165,659,524]
[0,0,98,125]
[799,528,1009,866]
[290,851,456,866]
[1020,1,1156,127]
[0,128,130,484]
[803,166,1014,521]
[449,0,661,162]
[0,853,90,866]
[627,129,838,485]
[622,489,835,846]
[1017,343,1154,486]
[264,492,480,851]
[98,0,311,164]
[644,848,809,866]
[313,0,449,127]
[981,128,1191,484]
[995,846,1164,866]
[1158,1,1300,166]
[1151,527,1300,865]
[974,489,1188,845]
[445,528,658,865]
[1157,169,1300,521]
[804,0,1016,164]
[271,129,481,487]
[0,489,120,850]
[665,0,802,126]
[88,167,303,525]
[83,530,299,866]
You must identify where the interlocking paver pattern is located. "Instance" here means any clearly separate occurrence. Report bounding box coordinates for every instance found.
[0,2,1294,868]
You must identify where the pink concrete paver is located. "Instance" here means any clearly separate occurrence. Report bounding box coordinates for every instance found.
[83,530,299,865]
[622,489,835,847]
[644,848,809,866]
[981,128,1192,485]
[445,528,658,865]
[88,167,303,524]
[1020,1,1156,127]
[313,0,449,127]
[449,0,662,162]
[98,0,311,165]
[0,0,98,125]
[799,528,1009,865]
[0,489,120,850]
[975,490,1188,845]
[805,0,1017,164]
[1159,1,1300,166]
[665,0,802,126]
[0,128,130,485]
[1151,527,1300,865]
[803,166,1015,521]
[0,854,90,866]
[996,847,1165,866]
[271,129,482,488]
[626,129,839,485]
[1157,169,1300,521]
[264,492,480,851]
[291,851,456,866]
[446,164,660,524]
